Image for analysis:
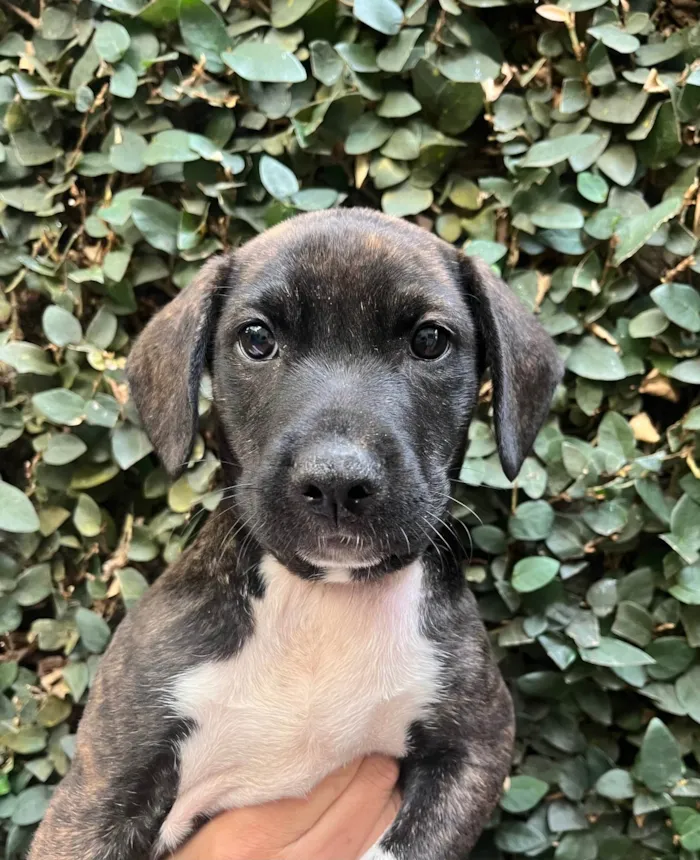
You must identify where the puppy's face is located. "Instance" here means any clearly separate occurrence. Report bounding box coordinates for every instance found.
[128,210,562,582]
[213,213,479,577]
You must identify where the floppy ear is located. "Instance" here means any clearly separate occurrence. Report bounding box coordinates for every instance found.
[459,254,564,481]
[126,254,233,478]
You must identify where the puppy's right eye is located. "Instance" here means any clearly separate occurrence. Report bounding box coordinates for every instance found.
[238,323,278,360]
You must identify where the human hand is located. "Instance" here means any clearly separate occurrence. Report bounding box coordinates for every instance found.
[170,755,401,860]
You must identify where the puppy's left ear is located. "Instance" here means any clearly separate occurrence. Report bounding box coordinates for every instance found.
[126,254,233,478]
[460,254,564,481]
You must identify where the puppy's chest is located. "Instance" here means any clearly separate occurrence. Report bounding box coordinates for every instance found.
[160,559,440,850]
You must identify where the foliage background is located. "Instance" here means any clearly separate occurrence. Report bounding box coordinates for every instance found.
[0,0,699,856]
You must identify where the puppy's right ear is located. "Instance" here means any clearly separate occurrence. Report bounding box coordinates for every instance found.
[126,254,233,478]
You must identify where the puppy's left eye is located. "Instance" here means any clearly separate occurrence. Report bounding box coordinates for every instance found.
[411,324,451,360]
[238,323,278,360]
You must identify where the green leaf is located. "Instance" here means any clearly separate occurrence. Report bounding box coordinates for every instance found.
[673,808,700,851]
[677,666,700,722]
[670,359,700,384]
[495,822,549,853]
[651,283,700,333]
[179,0,230,72]
[144,130,199,166]
[671,495,700,548]
[73,493,102,538]
[335,42,379,72]
[519,134,600,168]
[43,434,87,466]
[583,500,627,536]
[509,501,555,541]
[612,196,683,265]
[531,203,584,230]
[637,101,681,168]
[85,395,121,429]
[555,833,598,860]
[589,83,648,124]
[345,113,393,155]
[42,305,82,347]
[512,556,560,593]
[132,198,180,254]
[86,307,118,349]
[63,662,89,702]
[612,600,654,648]
[117,567,149,610]
[381,182,433,217]
[576,172,608,203]
[310,40,343,86]
[291,189,339,211]
[74,607,111,654]
[598,411,636,466]
[587,24,640,54]
[462,240,506,265]
[595,768,635,800]
[0,342,57,375]
[11,130,62,167]
[638,717,683,793]
[628,308,669,338]
[33,389,86,425]
[493,94,528,132]
[377,91,422,119]
[14,564,52,607]
[566,336,626,381]
[110,129,148,174]
[110,62,138,98]
[222,43,307,83]
[271,0,316,28]
[0,596,22,634]
[580,636,655,667]
[437,18,503,83]
[597,143,636,187]
[94,21,131,63]
[354,0,403,35]
[377,28,421,72]
[112,424,154,470]
[500,775,549,813]
[259,155,300,200]
[11,785,51,826]
[382,127,420,160]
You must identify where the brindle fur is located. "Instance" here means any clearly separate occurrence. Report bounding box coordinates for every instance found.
[30,209,561,860]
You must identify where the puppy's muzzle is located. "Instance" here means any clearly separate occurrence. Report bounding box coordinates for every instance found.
[290,437,384,525]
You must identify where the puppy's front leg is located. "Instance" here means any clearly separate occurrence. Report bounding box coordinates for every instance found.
[366,667,514,860]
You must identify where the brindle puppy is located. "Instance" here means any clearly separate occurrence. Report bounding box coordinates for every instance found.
[30,209,562,860]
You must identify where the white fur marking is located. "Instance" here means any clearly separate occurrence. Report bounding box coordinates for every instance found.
[360,848,397,860]
[157,555,441,853]
[322,566,353,583]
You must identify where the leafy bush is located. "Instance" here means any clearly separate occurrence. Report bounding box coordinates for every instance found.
[0,0,699,856]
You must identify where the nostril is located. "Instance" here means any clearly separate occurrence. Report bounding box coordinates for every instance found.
[347,482,372,502]
[301,483,324,503]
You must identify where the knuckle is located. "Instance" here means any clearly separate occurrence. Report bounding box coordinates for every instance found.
[362,756,399,792]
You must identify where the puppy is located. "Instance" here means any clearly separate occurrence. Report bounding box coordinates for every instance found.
[30,209,562,860]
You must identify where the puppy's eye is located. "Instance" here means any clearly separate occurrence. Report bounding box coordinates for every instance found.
[411,324,450,360]
[238,323,277,360]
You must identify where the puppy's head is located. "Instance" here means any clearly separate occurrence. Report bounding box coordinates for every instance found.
[127,209,562,581]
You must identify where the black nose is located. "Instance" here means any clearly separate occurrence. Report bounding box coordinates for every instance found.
[291,439,382,522]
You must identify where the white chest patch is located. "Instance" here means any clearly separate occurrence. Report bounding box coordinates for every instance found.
[157,555,442,853]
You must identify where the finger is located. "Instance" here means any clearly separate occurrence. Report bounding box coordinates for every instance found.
[285,756,400,860]
[170,759,366,860]
[357,789,402,857]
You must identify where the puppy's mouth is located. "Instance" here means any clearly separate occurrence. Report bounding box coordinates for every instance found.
[298,534,383,570]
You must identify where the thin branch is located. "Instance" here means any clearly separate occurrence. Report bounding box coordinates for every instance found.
[0,0,40,28]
